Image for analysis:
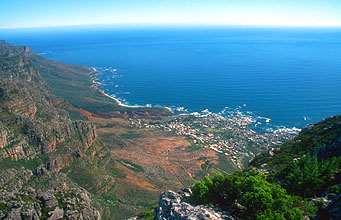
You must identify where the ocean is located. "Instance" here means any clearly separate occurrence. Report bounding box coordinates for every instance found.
[2,25,341,129]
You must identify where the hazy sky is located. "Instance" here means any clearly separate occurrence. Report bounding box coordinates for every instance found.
[1,0,341,28]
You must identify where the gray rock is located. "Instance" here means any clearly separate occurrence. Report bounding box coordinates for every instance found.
[65,210,80,220]
[48,207,64,220]
[180,188,192,200]
[5,207,22,220]
[36,164,49,176]
[21,206,40,220]
[41,193,58,208]
[154,191,236,220]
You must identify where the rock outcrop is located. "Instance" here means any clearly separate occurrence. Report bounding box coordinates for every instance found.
[0,42,102,219]
[0,42,97,168]
[0,165,101,220]
[0,187,101,220]
[154,189,236,220]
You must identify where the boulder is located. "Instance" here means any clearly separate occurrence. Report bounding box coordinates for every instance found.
[41,191,58,208]
[154,190,236,220]
[48,207,64,220]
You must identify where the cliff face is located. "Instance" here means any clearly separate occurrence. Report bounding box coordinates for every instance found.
[0,42,101,219]
[0,43,97,169]
[0,166,101,220]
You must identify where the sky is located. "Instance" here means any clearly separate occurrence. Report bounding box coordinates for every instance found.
[1,0,341,29]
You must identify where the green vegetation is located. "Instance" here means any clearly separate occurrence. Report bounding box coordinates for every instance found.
[0,203,9,216]
[206,128,224,133]
[250,116,341,169]
[104,162,127,178]
[16,193,40,204]
[34,110,44,120]
[185,144,201,152]
[137,205,157,220]
[191,116,341,220]
[277,155,340,197]
[31,55,119,113]
[66,109,88,120]
[328,185,340,194]
[0,88,4,99]
[0,157,42,172]
[191,170,316,220]
[31,54,170,117]
[40,206,55,219]
[120,133,138,139]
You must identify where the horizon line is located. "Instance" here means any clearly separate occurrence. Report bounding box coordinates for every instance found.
[1,22,341,30]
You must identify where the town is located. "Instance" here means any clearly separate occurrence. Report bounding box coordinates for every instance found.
[129,111,299,169]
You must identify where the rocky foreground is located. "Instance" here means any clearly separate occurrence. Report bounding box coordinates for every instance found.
[154,189,237,220]
[0,164,101,220]
[150,188,341,220]
[0,187,100,220]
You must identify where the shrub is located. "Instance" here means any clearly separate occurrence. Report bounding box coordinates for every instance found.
[191,170,313,219]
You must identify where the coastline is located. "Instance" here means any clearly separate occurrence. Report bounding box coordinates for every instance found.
[91,68,173,110]
[99,88,141,108]
[89,68,301,134]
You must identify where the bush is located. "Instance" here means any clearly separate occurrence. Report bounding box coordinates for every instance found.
[279,155,341,197]
[191,170,314,220]
[328,185,340,194]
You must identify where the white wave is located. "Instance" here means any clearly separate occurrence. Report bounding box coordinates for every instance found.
[256,116,271,123]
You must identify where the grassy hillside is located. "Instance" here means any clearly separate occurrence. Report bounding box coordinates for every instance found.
[249,115,341,170]
[31,54,171,118]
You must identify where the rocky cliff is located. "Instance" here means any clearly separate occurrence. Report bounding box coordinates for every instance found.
[0,168,101,220]
[0,42,101,219]
[0,42,97,169]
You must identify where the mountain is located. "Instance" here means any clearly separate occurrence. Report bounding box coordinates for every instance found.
[0,41,236,219]
[0,41,98,168]
[0,41,103,219]
[1,41,339,220]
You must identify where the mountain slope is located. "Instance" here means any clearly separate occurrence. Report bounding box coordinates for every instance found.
[0,41,233,219]
[0,42,103,219]
[249,115,341,170]
[184,115,340,220]
[0,42,97,167]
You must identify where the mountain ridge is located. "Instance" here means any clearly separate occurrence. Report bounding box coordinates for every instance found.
[0,41,229,219]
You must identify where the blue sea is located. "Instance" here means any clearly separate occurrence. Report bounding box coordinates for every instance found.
[1,25,341,129]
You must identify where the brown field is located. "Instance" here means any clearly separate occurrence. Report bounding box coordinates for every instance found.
[76,108,227,218]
